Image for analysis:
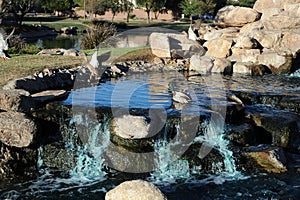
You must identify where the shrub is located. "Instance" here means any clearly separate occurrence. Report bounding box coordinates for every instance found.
[7,35,26,54]
[80,23,116,50]
[20,44,41,54]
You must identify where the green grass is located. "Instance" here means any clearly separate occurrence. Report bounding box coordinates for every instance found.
[0,55,84,87]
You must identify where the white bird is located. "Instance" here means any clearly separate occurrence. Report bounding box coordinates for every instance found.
[169,82,192,104]
[84,51,99,80]
[0,28,14,60]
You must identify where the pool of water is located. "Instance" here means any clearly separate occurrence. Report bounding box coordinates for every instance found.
[26,34,82,49]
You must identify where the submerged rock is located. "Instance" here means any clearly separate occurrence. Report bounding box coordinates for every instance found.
[105,180,167,200]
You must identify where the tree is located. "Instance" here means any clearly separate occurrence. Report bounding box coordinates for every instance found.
[122,0,134,23]
[136,0,166,24]
[199,0,216,15]
[165,0,182,19]
[42,0,74,16]
[179,0,202,24]
[109,0,122,22]
[152,0,166,20]
[0,0,9,24]
[6,0,38,25]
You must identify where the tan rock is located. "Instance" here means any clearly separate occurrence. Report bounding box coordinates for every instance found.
[211,58,232,74]
[258,51,292,74]
[253,0,300,13]
[229,48,261,63]
[105,180,167,200]
[204,38,233,58]
[215,6,261,27]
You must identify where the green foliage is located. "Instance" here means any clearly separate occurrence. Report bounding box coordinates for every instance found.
[80,23,116,50]
[42,0,74,13]
[227,0,257,8]
[199,0,216,14]
[7,35,40,55]
[20,44,41,54]
[179,0,202,17]
[136,0,167,23]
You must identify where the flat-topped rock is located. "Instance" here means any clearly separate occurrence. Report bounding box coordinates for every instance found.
[31,90,68,102]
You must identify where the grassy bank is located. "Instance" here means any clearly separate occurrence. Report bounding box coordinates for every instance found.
[0,55,84,87]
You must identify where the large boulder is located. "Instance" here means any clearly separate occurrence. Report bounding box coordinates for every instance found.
[229,48,261,63]
[203,38,233,58]
[0,111,37,148]
[253,0,300,13]
[233,62,271,76]
[214,6,261,27]
[0,89,34,112]
[149,32,204,58]
[257,51,292,74]
[190,55,232,74]
[105,180,167,200]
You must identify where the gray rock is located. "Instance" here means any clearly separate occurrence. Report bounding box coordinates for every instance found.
[0,111,37,148]
[189,55,214,74]
[0,89,34,112]
[105,180,167,200]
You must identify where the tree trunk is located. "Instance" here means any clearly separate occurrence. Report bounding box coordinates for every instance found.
[126,11,130,23]
[146,10,151,24]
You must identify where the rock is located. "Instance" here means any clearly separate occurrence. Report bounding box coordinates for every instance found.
[234,36,260,49]
[105,180,167,200]
[204,38,233,58]
[233,62,271,76]
[249,107,300,151]
[214,6,261,27]
[257,51,292,74]
[203,28,239,41]
[0,142,37,181]
[30,90,68,103]
[229,48,261,63]
[211,58,233,74]
[3,71,74,94]
[110,115,150,139]
[149,32,202,58]
[37,48,65,56]
[0,89,35,112]
[253,0,300,13]
[189,55,214,74]
[63,49,80,56]
[225,123,255,146]
[244,146,287,173]
[41,142,76,171]
[282,31,300,56]
[0,111,37,148]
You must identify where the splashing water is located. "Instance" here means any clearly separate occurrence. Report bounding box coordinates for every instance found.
[68,114,111,180]
[194,115,243,183]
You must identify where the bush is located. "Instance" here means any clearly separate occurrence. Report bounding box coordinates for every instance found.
[80,23,116,50]
[7,35,40,55]
[7,35,26,54]
[20,44,41,54]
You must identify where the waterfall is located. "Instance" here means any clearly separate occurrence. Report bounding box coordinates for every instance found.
[68,114,110,180]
